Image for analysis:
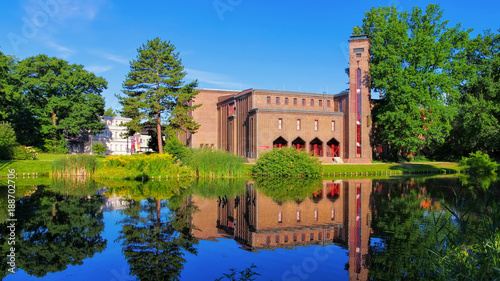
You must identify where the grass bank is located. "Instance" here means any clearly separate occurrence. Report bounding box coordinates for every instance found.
[244,162,465,177]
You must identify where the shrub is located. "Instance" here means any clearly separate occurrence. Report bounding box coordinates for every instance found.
[252,147,322,177]
[94,153,193,180]
[0,121,16,160]
[52,154,98,177]
[11,146,38,160]
[92,142,108,156]
[164,135,191,161]
[44,135,68,154]
[460,151,499,174]
[184,149,245,178]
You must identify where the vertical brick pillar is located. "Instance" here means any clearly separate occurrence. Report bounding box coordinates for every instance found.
[346,35,372,163]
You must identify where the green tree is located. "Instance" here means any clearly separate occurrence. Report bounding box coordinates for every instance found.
[354,4,470,159]
[91,142,108,156]
[164,135,190,160]
[14,54,107,151]
[103,107,117,116]
[118,38,200,154]
[448,30,500,157]
[0,121,17,160]
[0,51,18,121]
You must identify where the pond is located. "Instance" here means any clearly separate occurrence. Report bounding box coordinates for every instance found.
[0,175,499,280]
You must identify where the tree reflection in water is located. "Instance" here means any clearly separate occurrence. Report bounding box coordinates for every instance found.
[0,178,106,278]
[112,180,199,281]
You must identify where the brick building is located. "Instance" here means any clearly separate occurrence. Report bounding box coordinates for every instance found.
[182,35,372,163]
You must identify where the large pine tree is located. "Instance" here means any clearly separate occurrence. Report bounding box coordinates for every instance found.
[119,38,199,154]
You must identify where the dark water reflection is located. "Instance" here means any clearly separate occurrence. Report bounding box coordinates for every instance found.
[0,175,498,280]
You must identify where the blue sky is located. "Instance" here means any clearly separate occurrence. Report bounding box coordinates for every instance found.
[1,0,499,111]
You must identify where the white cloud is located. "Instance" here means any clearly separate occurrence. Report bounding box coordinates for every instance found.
[87,49,129,65]
[85,65,113,73]
[185,68,247,90]
[45,41,75,59]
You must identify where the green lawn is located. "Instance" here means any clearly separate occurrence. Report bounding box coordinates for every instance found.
[245,162,464,176]
[2,154,465,179]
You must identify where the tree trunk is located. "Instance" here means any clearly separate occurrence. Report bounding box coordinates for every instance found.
[157,110,163,154]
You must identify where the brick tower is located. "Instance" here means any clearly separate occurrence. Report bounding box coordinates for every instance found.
[345,35,371,163]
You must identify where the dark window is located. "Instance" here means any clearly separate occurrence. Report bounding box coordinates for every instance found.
[339,100,343,112]
[285,97,288,105]
[267,96,270,104]
[319,100,322,106]
[327,100,330,107]
[310,99,314,106]
[353,47,364,53]
[302,99,305,105]
[276,97,279,104]
[293,98,297,105]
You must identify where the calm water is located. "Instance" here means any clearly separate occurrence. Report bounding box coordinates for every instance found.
[0,175,499,281]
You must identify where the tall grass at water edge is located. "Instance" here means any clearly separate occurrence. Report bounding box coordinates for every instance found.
[94,153,193,180]
[52,155,97,177]
[184,149,245,178]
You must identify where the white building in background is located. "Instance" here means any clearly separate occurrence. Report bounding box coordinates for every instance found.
[88,116,152,155]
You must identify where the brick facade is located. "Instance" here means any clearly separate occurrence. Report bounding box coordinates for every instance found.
[183,35,372,163]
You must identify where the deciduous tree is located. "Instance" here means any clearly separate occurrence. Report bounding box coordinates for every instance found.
[354,4,470,159]
[14,55,107,151]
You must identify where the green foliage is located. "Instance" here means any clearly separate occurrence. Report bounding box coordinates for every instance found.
[52,154,97,177]
[13,54,106,148]
[254,177,323,203]
[355,4,470,159]
[252,147,322,177]
[94,153,193,180]
[147,128,165,153]
[91,142,107,156]
[0,121,16,160]
[164,135,190,160]
[43,135,68,154]
[118,37,200,154]
[449,30,500,157]
[184,149,245,178]
[215,264,260,281]
[460,151,499,173]
[103,107,117,116]
[12,145,38,160]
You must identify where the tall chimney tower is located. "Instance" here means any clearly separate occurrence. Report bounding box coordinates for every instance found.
[346,35,371,163]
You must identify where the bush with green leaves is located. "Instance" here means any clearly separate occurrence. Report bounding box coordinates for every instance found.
[0,121,17,160]
[94,153,193,180]
[164,135,191,161]
[252,147,322,177]
[184,149,245,178]
[12,146,38,160]
[91,142,108,156]
[460,151,499,174]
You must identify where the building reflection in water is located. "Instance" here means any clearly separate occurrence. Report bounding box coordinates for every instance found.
[191,179,373,281]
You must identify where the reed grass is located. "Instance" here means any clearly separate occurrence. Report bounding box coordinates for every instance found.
[52,154,97,177]
[184,149,245,178]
